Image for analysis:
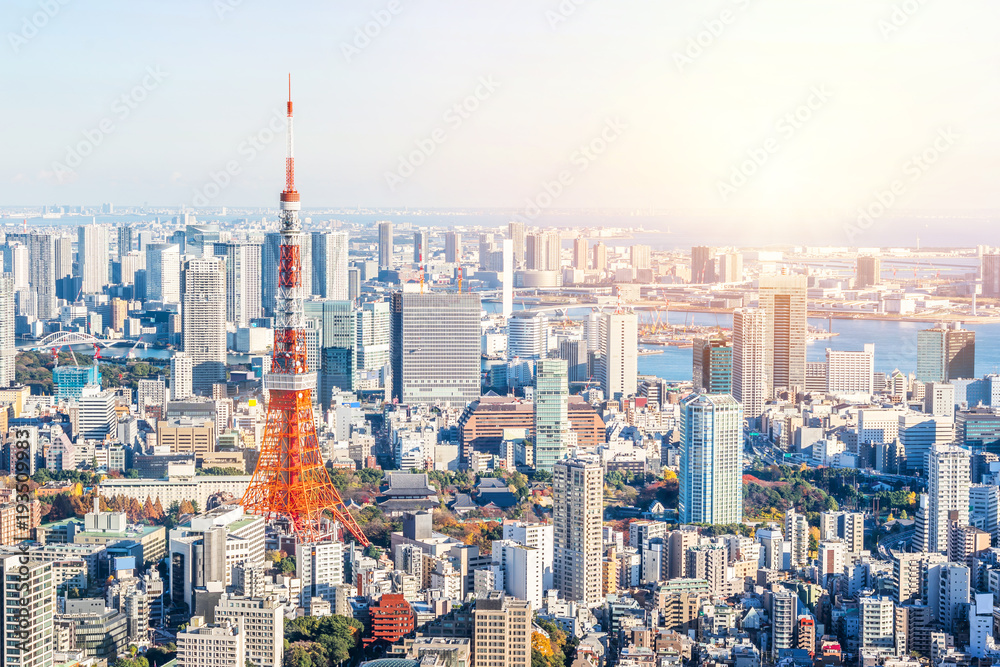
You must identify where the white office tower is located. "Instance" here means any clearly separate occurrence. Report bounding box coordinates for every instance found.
[502,238,513,318]
[177,617,245,667]
[507,312,547,358]
[679,394,743,525]
[445,231,462,263]
[214,595,283,667]
[927,562,970,634]
[491,539,543,609]
[732,308,767,422]
[213,242,262,327]
[826,345,875,397]
[503,520,554,590]
[0,556,54,667]
[925,382,956,418]
[146,243,182,304]
[820,511,865,554]
[758,273,808,394]
[927,444,971,553]
[182,257,227,393]
[312,231,349,300]
[859,596,896,656]
[718,252,743,283]
[78,224,110,294]
[378,220,393,269]
[583,310,601,352]
[969,593,995,659]
[79,389,118,441]
[0,275,13,388]
[600,309,638,400]
[970,484,1000,543]
[771,589,797,659]
[296,541,344,609]
[171,352,194,401]
[757,528,783,571]
[553,457,603,606]
[898,414,954,475]
[785,509,809,568]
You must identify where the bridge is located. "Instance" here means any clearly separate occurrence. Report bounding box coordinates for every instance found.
[18,331,145,353]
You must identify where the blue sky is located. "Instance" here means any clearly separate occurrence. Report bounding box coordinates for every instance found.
[2,0,999,216]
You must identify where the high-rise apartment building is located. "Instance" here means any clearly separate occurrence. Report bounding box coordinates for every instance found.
[358,300,392,380]
[214,595,283,667]
[826,345,875,395]
[759,273,808,393]
[507,312,547,359]
[691,246,715,283]
[679,394,743,525]
[54,234,72,280]
[78,224,110,294]
[146,243,182,304]
[0,556,54,667]
[311,232,349,301]
[592,242,607,273]
[917,323,975,382]
[8,233,57,317]
[412,230,429,264]
[573,238,588,270]
[491,540,543,610]
[171,352,194,401]
[771,589,797,658]
[732,307,767,422]
[213,242,262,327]
[717,252,743,283]
[534,359,569,472]
[391,292,481,406]
[0,276,13,388]
[508,221,526,268]
[692,334,732,395]
[553,458,603,606]
[859,596,895,655]
[117,225,133,258]
[630,244,651,271]
[820,511,865,554]
[296,541,344,609]
[785,509,809,568]
[856,255,881,288]
[600,310,638,400]
[502,520,554,590]
[79,389,118,440]
[472,592,531,667]
[181,257,227,393]
[927,444,971,553]
[983,254,1000,297]
[445,231,462,263]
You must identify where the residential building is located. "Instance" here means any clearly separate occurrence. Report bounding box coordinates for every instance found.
[732,308,767,422]
[554,458,603,606]
[692,334,732,395]
[181,257,227,393]
[917,323,976,383]
[534,359,569,472]
[679,394,743,525]
[759,273,808,394]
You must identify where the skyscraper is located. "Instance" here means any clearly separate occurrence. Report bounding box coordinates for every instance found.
[0,275,13,388]
[358,300,392,383]
[213,242,262,327]
[391,291,481,406]
[378,221,394,269]
[117,225,133,258]
[856,255,881,288]
[600,309,638,400]
[927,444,971,554]
[679,393,743,525]
[717,252,743,283]
[0,556,54,667]
[732,307,767,422]
[304,299,357,404]
[507,311,547,359]
[146,243,181,304]
[182,257,227,393]
[21,233,57,317]
[592,242,607,273]
[759,273,808,394]
[78,224,110,294]
[691,246,715,283]
[525,233,544,270]
[311,231,349,300]
[412,230,428,264]
[692,334,732,395]
[445,231,462,263]
[917,323,975,382]
[170,352,193,401]
[507,221,525,268]
[983,254,1000,297]
[544,231,561,272]
[479,233,495,270]
[553,457,603,606]
[573,238,588,270]
[534,359,569,472]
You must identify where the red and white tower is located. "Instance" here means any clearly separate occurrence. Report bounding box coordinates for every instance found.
[240,77,369,546]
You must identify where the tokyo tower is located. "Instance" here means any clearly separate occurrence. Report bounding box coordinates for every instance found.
[240,77,369,547]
